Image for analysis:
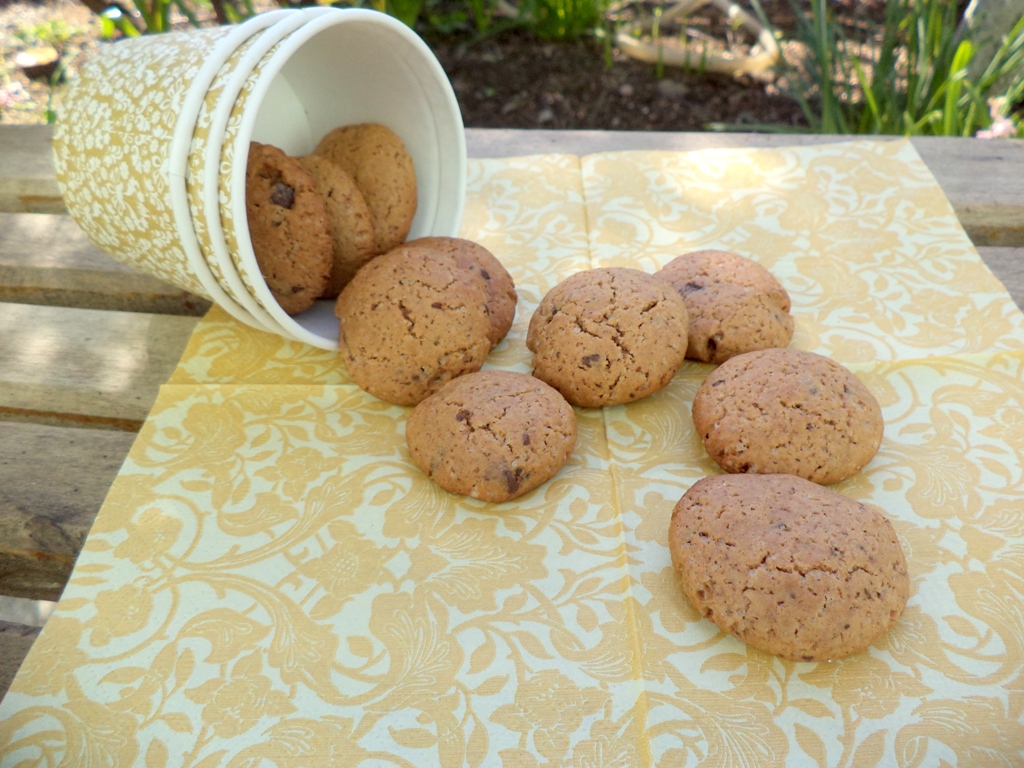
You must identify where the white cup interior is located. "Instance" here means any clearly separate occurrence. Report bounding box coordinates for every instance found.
[228,8,467,349]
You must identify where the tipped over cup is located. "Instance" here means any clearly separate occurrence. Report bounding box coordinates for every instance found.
[54,8,467,351]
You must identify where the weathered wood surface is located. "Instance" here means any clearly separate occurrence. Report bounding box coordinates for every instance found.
[0,213,211,315]
[0,124,64,214]
[0,127,1022,707]
[0,423,137,602]
[976,247,1024,311]
[0,302,198,427]
[0,620,40,706]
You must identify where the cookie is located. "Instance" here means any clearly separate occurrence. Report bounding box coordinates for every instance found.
[656,249,793,364]
[668,473,910,661]
[314,123,417,255]
[406,236,517,347]
[691,348,884,485]
[297,154,377,298]
[245,142,333,315]
[406,370,577,502]
[335,245,492,406]
[526,267,689,407]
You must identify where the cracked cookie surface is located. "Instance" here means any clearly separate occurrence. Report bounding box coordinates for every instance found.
[526,267,689,407]
[245,142,333,315]
[297,154,377,299]
[656,249,793,364]
[692,348,883,485]
[406,370,577,502]
[404,236,517,347]
[314,123,417,255]
[669,473,910,661]
[335,245,491,405]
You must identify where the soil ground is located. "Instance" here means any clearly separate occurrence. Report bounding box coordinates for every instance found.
[0,0,886,130]
[426,26,809,132]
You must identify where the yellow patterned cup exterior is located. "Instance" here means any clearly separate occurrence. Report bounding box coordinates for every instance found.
[53,26,238,297]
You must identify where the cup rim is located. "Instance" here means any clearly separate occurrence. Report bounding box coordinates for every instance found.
[166,10,298,331]
[190,8,321,338]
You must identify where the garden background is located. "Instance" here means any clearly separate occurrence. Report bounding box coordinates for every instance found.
[1,0,1022,135]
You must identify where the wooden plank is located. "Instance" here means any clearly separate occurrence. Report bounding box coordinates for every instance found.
[0,596,54,626]
[0,124,64,214]
[0,422,136,602]
[0,212,123,271]
[0,621,41,704]
[978,247,1024,311]
[0,302,198,426]
[0,265,211,316]
[0,213,211,315]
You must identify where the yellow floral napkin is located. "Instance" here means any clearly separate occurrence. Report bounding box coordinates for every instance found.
[3,140,1024,767]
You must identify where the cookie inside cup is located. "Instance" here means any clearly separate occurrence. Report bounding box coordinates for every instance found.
[222,8,466,350]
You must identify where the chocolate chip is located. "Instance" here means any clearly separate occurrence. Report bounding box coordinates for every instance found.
[480,269,491,280]
[503,468,525,495]
[522,433,530,445]
[582,354,601,367]
[455,409,471,422]
[432,302,444,309]
[270,182,295,209]
[682,281,703,294]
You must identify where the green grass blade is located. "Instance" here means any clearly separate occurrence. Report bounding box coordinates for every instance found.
[942,40,973,135]
[853,57,882,133]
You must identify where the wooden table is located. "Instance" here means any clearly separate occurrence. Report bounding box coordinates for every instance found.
[1,125,1022,700]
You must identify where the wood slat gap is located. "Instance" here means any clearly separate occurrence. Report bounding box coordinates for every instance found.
[0,284,211,317]
[0,406,143,432]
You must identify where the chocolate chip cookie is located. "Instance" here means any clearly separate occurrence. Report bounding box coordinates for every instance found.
[691,348,884,485]
[335,244,492,405]
[406,370,577,502]
[656,249,793,364]
[314,123,417,255]
[527,267,689,407]
[297,154,377,298]
[245,142,333,314]
[669,473,910,661]
[405,236,517,347]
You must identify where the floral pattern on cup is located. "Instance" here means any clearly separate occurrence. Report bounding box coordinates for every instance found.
[53,26,236,297]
